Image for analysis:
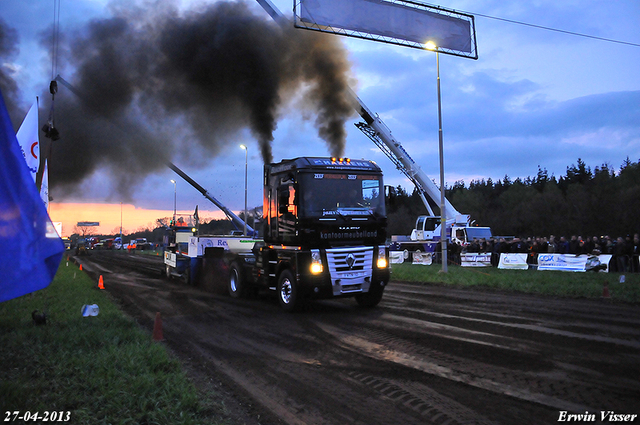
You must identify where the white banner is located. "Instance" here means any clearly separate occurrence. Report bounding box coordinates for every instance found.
[16,98,40,183]
[537,254,588,272]
[412,252,432,265]
[390,251,404,264]
[595,255,612,272]
[537,254,611,272]
[52,222,63,238]
[40,159,49,210]
[498,253,529,270]
[461,253,491,267]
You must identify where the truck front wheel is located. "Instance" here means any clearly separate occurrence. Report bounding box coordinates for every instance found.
[355,282,385,308]
[277,269,300,312]
[228,262,245,298]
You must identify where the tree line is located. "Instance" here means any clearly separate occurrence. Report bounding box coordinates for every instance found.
[386,158,640,239]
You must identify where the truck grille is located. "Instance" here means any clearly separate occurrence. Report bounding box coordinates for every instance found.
[326,246,373,282]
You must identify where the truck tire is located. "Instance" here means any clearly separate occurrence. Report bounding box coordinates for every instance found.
[355,282,385,308]
[182,267,191,285]
[228,262,245,298]
[277,269,300,312]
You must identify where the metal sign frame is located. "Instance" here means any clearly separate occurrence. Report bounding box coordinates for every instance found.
[294,0,478,59]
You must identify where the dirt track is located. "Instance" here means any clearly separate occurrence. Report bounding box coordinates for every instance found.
[78,251,640,425]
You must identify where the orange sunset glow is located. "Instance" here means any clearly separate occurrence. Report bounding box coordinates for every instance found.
[49,203,227,237]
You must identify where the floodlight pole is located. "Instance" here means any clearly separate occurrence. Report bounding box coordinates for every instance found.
[426,42,447,273]
[170,179,177,223]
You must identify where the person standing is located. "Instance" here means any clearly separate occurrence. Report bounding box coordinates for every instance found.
[614,237,628,273]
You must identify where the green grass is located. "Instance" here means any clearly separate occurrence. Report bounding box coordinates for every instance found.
[391,263,640,303]
[0,259,225,425]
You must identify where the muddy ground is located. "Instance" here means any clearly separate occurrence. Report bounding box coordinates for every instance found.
[77,251,640,425]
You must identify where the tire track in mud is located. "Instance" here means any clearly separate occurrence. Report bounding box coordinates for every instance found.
[342,287,640,414]
[164,311,432,425]
[314,322,596,412]
[345,371,498,425]
[77,253,640,424]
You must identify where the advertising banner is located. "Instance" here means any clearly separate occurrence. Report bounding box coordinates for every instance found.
[498,253,529,270]
[390,251,405,264]
[461,253,491,267]
[596,255,613,272]
[537,254,588,272]
[412,252,433,265]
[16,98,40,183]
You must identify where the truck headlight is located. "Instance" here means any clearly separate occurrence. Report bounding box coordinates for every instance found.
[310,249,323,274]
[376,246,387,269]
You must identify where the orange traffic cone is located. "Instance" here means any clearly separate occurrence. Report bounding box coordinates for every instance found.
[602,281,611,298]
[153,312,164,341]
[79,264,83,271]
[98,275,105,290]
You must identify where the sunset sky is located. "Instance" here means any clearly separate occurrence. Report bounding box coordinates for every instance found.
[2,0,639,237]
[49,203,227,237]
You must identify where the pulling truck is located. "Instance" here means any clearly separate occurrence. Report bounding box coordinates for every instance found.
[165,157,390,312]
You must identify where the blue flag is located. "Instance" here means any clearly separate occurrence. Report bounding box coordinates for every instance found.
[0,89,64,302]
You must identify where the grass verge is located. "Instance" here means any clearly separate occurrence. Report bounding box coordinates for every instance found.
[391,263,640,303]
[0,259,225,424]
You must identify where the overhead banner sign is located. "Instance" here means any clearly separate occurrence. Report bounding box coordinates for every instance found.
[294,0,477,59]
[77,222,100,227]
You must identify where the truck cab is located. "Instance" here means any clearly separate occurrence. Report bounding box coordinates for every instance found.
[257,157,390,310]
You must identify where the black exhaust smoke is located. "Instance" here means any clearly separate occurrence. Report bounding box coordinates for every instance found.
[5,1,355,199]
[0,17,23,129]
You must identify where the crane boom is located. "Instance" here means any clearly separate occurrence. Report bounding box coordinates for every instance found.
[254,0,463,223]
[348,89,461,220]
[168,162,256,236]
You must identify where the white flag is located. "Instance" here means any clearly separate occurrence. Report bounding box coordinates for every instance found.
[16,98,40,183]
[40,159,49,210]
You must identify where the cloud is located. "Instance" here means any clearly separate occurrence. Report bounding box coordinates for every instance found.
[350,43,640,185]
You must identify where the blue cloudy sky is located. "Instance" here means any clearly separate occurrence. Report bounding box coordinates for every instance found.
[2,0,639,218]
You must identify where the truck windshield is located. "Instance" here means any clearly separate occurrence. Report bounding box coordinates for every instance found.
[299,172,385,218]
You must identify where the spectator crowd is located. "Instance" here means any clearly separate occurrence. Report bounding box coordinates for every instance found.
[452,233,640,273]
